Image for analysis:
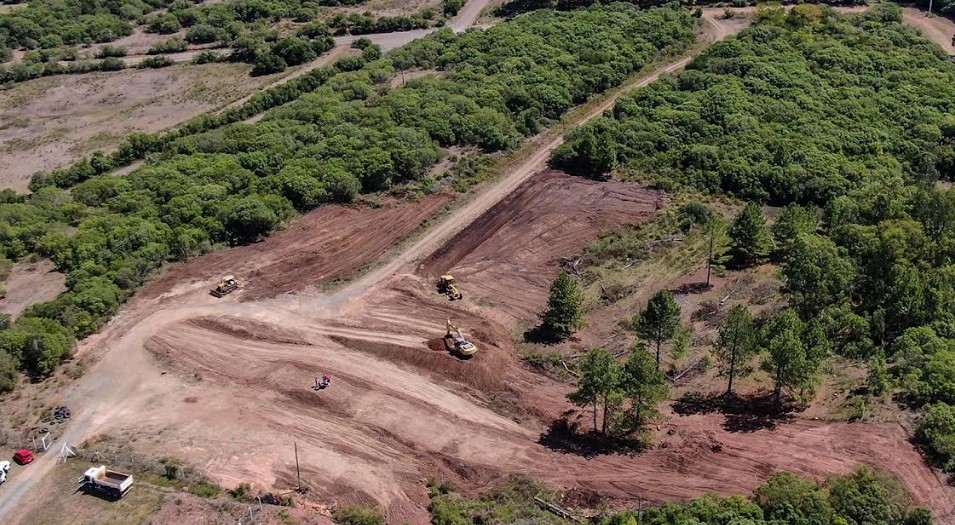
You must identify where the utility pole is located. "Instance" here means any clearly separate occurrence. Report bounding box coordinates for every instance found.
[929,0,934,16]
[294,442,301,490]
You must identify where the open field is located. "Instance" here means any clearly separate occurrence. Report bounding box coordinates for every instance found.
[0,259,65,319]
[0,0,495,193]
[0,63,272,192]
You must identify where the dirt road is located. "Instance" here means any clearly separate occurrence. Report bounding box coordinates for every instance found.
[902,7,955,54]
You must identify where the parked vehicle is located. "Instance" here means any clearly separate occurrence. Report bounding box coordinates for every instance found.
[0,461,10,484]
[13,450,34,465]
[80,465,134,499]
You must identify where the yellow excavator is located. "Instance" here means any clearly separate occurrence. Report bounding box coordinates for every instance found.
[445,318,477,358]
[436,274,463,301]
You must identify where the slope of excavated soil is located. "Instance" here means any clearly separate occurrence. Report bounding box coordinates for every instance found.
[141,194,451,301]
[421,171,665,325]
[138,291,955,522]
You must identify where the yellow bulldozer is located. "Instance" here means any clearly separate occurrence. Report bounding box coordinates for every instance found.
[436,274,463,300]
[210,275,238,297]
[445,318,477,358]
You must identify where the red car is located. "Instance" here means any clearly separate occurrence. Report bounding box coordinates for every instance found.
[13,449,34,465]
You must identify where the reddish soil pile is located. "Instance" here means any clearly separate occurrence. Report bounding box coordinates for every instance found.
[421,171,664,324]
[142,194,451,301]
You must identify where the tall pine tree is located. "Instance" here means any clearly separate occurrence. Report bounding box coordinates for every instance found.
[729,202,772,267]
[634,290,682,368]
[714,304,757,396]
[539,271,585,341]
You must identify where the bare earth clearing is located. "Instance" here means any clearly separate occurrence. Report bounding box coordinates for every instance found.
[3,7,955,525]
[0,64,272,192]
[0,259,65,319]
[421,171,665,326]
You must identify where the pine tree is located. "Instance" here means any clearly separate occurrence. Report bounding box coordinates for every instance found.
[703,216,730,287]
[634,290,682,369]
[729,202,772,267]
[568,347,620,434]
[713,304,757,396]
[760,309,829,411]
[539,271,585,341]
[620,346,668,432]
[771,204,817,257]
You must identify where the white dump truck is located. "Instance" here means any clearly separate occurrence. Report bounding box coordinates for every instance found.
[80,466,134,499]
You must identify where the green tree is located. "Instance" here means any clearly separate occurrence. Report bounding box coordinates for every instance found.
[0,349,18,394]
[917,402,955,473]
[568,347,620,434]
[828,467,916,525]
[753,471,833,524]
[538,271,585,342]
[772,204,817,257]
[867,351,890,397]
[760,309,828,411]
[634,290,681,368]
[714,304,757,396]
[0,316,76,376]
[219,195,292,243]
[334,505,385,525]
[703,215,730,287]
[273,36,317,66]
[729,202,771,267]
[620,346,668,432]
[251,53,287,76]
[781,233,855,319]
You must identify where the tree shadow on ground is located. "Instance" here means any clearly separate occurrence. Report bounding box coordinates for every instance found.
[523,325,577,345]
[538,416,647,458]
[670,282,713,295]
[672,391,797,433]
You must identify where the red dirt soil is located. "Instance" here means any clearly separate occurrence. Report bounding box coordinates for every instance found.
[421,170,665,325]
[141,193,451,301]
[128,171,954,522]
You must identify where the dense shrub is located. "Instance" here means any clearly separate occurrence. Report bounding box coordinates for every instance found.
[95,44,127,58]
[552,4,955,205]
